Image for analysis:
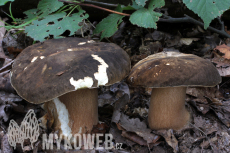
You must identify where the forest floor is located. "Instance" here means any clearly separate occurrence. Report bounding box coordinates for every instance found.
[0,8,230,153]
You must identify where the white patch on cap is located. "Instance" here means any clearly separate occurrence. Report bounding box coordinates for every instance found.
[40,56,45,59]
[78,42,86,45]
[53,97,72,137]
[24,67,28,70]
[67,49,73,51]
[31,56,38,62]
[70,77,93,90]
[91,54,109,86]
[87,40,95,43]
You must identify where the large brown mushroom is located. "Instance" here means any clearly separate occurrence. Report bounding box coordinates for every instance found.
[127,51,221,130]
[10,37,130,138]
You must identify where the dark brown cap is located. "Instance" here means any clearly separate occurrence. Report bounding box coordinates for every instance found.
[127,51,221,88]
[11,38,130,104]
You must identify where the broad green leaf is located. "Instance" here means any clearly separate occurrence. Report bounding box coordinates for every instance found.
[0,0,14,6]
[148,0,165,9]
[122,1,143,10]
[129,0,164,28]
[183,0,230,29]
[122,6,136,11]
[23,9,38,22]
[94,14,124,40]
[135,0,148,7]
[37,0,64,17]
[115,4,123,12]
[25,10,89,42]
[131,1,144,10]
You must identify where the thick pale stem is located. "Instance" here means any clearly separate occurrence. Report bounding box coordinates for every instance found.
[43,88,98,137]
[148,87,190,130]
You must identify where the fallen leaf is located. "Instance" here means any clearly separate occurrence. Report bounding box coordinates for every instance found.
[225,26,230,35]
[193,116,218,135]
[121,131,147,146]
[156,129,178,153]
[119,114,160,144]
[0,132,13,153]
[210,100,230,127]
[212,51,230,77]
[214,44,230,59]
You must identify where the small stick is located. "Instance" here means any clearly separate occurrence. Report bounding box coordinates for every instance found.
[58,0,130,16]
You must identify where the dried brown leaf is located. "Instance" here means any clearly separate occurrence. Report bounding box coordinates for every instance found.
[215,44,230,59]
[121,131,147,146]
[193,116,218,135]
[156,129,178,153]
[119,114,160,144]
[211,100,230,127]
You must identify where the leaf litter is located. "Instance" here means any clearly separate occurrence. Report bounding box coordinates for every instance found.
[1,8,230,153]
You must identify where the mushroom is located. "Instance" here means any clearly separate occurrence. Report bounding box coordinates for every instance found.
[127,51,221,130]
[10,37,130,138]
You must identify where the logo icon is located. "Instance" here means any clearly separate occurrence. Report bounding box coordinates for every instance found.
[7,109,39,149]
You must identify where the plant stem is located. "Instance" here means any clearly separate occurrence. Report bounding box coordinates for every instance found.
[84,0,118,7]
[159,14,230,38]
[58,0,130,16]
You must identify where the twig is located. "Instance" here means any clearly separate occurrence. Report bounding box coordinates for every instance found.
[159,14,230,38]
[58,0,130,16]
[0,69,10,76]
[0,60,13,73]
[84,0,118,7]
[217,17,225,31]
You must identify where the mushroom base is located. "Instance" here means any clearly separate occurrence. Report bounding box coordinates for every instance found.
[148,87,190,130]
[42,88,98,137]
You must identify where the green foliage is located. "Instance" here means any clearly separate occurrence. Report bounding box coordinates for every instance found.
[130,0,165,29]
[94,14,124,40]
[122,1,143,10]
[1,0,230,41]
[0,0,14,6]
[183,0,230,29]
[37,0,64,17]
[94,5,124,40]
[2,0,89,42]
[94,0,164,40]
[135,0,148,7]
[25,10,88,42]
[23,9,38,22]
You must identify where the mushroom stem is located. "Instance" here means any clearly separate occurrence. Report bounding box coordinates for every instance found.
[43,88,98,137]
[148,87,190,130]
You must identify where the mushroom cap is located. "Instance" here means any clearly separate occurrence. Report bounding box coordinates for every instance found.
[127,51,221,88]
[11,38,130,104]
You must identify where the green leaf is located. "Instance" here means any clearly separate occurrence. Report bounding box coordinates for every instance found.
[94,14,124,40]
[23,9,38,22]
[148,0,165,9]
[25,10,89,42]
[37,0,64,17]
[135,0,148,7]
[122,1,143,10]
[0,0,14,6]
[122,6,136,11]
[183,0,230,29]
[131,0,144,10]
[115,4,123,12]
[129,0,164,28]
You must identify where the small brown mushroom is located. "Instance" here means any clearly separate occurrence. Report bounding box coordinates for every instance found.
[127,51,221,130]
[10,37,130,138]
